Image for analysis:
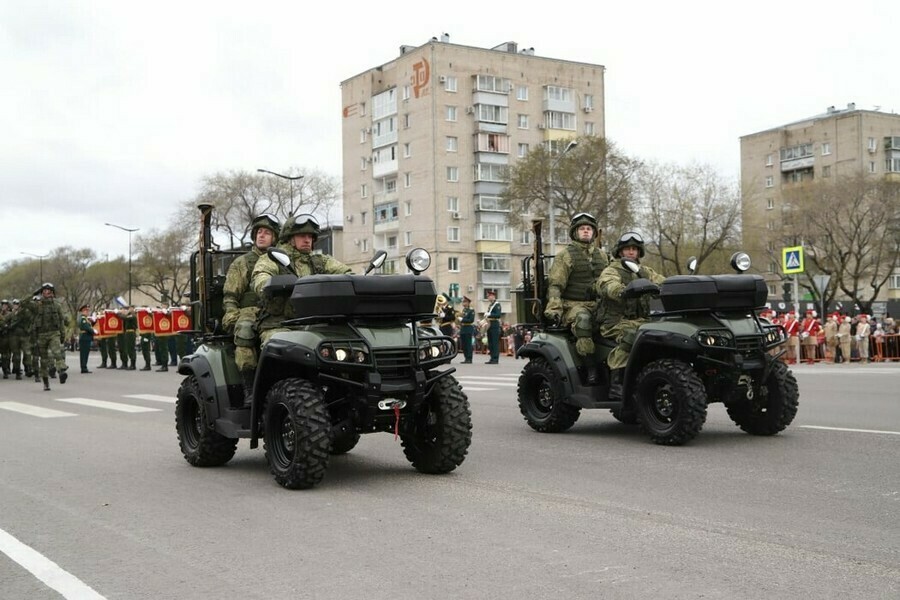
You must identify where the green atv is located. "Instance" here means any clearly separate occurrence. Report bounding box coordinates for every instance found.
[516,220,798,446]
[175,205,472,488]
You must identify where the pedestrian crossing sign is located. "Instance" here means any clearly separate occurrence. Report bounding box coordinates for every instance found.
[782,246,804,274]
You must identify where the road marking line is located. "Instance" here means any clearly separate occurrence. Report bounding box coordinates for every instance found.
[456,378,518,386]
[800,425,900,436]
[0,526,106,599]
[123,394,175,404]
[0,402,76,418]
[55,398,161,413]
[459,387,494,391]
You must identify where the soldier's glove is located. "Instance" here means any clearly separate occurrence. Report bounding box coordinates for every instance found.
[544,297,563,323]
[575,337,595,356]
[221,309,238,331]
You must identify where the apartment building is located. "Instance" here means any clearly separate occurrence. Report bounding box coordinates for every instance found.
[740,103,900,303]
[340,34,605,317]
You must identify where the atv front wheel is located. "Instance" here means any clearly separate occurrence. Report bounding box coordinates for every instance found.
[175,376,238,467]
[264,378,331,489]
[726,361,799,435]
[517,358,581,432]
[634,359,708,445]
[400,375,472,474]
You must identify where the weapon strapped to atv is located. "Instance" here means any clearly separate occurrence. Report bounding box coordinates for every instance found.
[516,219,798,445]
[174,204,472,488]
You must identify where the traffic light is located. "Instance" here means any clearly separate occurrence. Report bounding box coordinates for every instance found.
[782,280,792,303]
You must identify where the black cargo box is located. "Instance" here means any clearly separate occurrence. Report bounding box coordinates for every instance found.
[660,274,768,312]
[290,274,437,318]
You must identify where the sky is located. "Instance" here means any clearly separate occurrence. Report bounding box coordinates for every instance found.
[2,0,897,269]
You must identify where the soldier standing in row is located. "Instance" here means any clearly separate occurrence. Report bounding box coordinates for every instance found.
[119,305,137,370]
[457,296,475,364]
[483,290,502,364]
[34,283,67,390]
[837,316,852,363]
[77,304,95,373]
[824,314,838,362]
[0,299,10,378]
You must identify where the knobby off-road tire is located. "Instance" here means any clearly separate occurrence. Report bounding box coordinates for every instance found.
[610,405,639,425]
[401,375,472,474]
[634,359,708,446]
[726,361,799,435]
[517,358,581,432]
[175,376,238,467]
[264,378,331,489]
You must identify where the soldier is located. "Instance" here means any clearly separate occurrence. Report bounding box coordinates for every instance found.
[800,310,820,364]
[457,296,475,364]
[0,299,10,378]
[856,314,871,363]
[251,214,351,389]
[76,304,95,373]
[33,283,68,390]
[438,296,457,337]
[837,316,852,364]
[119,305,138,370]
[11,298,36,379]
[543,213,609,383]
[824,313,838,362]
[595,231,665,394]
[782,312,800,364]
[482,290,503,364]
[221,213,281,402]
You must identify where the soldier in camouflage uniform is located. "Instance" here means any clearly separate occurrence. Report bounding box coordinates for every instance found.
[12,298,36,379]
[595,232,665,392]
[0,299,11,378]
[543,213,610,383]
[119,305,138,369]
[222,213,281,402]
[33,283,68,390]
[252,213,352,345]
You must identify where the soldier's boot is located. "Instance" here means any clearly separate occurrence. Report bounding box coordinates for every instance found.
[584,363,599,386]
[2,367,7,380]
[140,362,151,371]
[59,370,67,384]
[42,377,51,391]
[156,364,168,372]
[34,374,40,382]
[24,367,32,377]
[98,361,107,369]
[609,369,625,400]
[15,372,22,380]
[241,370,255,408]
[49,366,57,379]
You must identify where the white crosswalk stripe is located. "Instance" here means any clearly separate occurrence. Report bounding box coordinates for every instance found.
[124,394,175,404]
[0,402,76,418]
[56,398,161,413]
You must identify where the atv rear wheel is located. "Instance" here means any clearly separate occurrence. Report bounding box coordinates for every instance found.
[726,361,799,435]
[517,358,581,432]
[401,375,472,474]
[264,378,331,489]
[634,359,708,446]
[175,375,238,467]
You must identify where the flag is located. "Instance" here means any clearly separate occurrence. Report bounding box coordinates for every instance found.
[153,310,175,337]
[136,308,155,334]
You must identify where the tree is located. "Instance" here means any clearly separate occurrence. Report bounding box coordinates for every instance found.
[177,168,341,249]
[133,224,193,307]
[787,175,900,314]
[637,162,742,275]
[502,136,640,248]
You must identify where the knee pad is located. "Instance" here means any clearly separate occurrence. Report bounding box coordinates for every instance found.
[572,309,593,339]
[233,320,257,348]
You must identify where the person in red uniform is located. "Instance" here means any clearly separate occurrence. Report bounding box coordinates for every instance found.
[800,310,821,364]
[783,311,800,364]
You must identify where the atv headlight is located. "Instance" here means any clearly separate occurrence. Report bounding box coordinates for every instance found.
[406,248,431,273]
[318,342,371,365]
[696,329,734,348]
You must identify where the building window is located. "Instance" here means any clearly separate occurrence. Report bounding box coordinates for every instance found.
[361,239,368,252]
[517,114,528,129]
[869,161,877,173]
[821,142,831,155]
[446,136,458,152]
[476,195,508,211]
[823,165,831,177]
[477,223,512,241]
[403,142,411,158]
[447,167,459,182]
[359,102,366,116]
[520,230,532,244]
[544,85,573,102]
[868,137,877,152]
[780,143,813,161]
[583,94,594,110]
[766,198,774,210]
[444,76,457,92]
[446,106,457,121]
[474,163,507,182]
[361,157,368,171]
[517,143,529,158]
[387,235,397,250]
[545,111,576,130]
[482,254,510,271]
[385,178,397,193]
[475,75,511,93]
[404,200,411,216]
[374,202,399,223]
[403,113,411,129]
[584,122,595,135]
[447,196,459,212]
[768,261,777,273]
[886,158,900,173]
[516,85,528,101]
[765,176,774,188]
[404,231,412,247]
[766,153,774,166]
[448,227,460,242]
[404,172,411,188]
[402,85,410,101]
[360,129,368,144]
[360,184,367,198]
[448,256,459,272]
[889,274,900,289]
[361,211,367,225]
[477,104,508,124]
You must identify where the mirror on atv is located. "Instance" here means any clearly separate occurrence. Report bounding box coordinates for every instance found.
[687,256,698,275]
[267,247,292,269]
[365,250,388,274]
[621,258,641,274]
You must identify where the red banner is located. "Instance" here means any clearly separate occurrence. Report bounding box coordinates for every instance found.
[170,307,192,333]
[153,310,175,337]
[98,310,124,338]
[136,309,155,334]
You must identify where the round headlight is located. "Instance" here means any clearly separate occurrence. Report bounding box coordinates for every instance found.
[335,348,348,362]
[406,248,431,273]
[730,252,752,272]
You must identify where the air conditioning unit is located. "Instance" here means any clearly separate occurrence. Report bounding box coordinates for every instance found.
[537,123,546,130]
[467,285,474,292]
[364,127,371,134]
[365,157,373,163]
[439,75,447,83]
[583,106,593,113]
[451,212,461,220]
[346,214,353,222]
[353,239,360,245]
[466,106,475,114]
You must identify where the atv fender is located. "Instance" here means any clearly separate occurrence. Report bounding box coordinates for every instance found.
[626,329,700,397]
[518,339,576,401]
[177,353,221,427]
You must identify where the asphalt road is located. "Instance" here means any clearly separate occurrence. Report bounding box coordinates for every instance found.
[1,353,898,599]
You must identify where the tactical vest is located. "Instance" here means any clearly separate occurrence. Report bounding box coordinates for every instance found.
[35,299,61,332]
[239,252,262,309]
[598,263,652,325]
[562,245,606,301]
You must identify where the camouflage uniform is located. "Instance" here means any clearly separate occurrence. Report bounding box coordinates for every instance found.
[0,301,11,377]
[544,213,609,357]
[223,246,268,371]
[595,234,665,370]
[34,286,68,388]
[13,299,36,377]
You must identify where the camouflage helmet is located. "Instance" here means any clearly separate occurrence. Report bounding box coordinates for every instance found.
[568,212,598,242]
[41,282,55,292]
[250,213,281,244]
[613,231,645,258]
[280,213,320,242]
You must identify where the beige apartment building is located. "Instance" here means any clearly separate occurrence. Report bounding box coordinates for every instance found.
[740,103,900,304]
[339,34,605,318]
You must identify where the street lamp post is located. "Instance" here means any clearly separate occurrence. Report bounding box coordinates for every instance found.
[20,251,48,282]
[105,223,139,305]
[548,140,579,258]
[257,168,304,207]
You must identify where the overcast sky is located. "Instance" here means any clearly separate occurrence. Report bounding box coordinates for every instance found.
[2,0,896,269]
